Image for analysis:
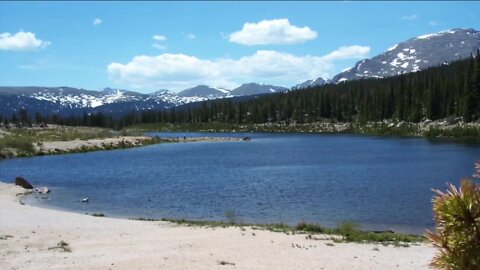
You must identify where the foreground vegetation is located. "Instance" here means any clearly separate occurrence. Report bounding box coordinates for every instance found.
[427,171,480,269]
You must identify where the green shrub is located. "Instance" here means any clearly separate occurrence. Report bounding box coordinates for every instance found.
[0,136,35,154]
[426,178,480,270]
[336,221,359,236]
[295,222,327,233]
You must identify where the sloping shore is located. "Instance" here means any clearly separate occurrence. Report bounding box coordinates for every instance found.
[0,183,435,269]
[0,125,246,158]
[37,135,245,153]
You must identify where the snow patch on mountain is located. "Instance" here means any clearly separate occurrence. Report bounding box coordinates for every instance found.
[387,44,398,51]
[416,29,457,40]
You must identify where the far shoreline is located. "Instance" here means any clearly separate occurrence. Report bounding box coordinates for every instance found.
[0,125,250,160]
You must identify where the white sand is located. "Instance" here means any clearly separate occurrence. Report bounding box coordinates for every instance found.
[0,182,435,270]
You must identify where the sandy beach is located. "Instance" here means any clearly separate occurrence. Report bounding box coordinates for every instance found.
[0,182,435,270]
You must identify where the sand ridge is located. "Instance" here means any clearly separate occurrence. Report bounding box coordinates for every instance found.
[36,135,246,153]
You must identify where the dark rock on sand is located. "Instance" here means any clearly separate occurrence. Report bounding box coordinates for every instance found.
[15,177,33,189]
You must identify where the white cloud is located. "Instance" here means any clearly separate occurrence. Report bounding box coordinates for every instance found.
[152,44,167,50]
[186,33,196,39]
[107,45,370,91]
[0,31,50,51]
[322,45,371,61]
[429,20,439,26]
[152,35,167,50]
[402,14,418,21]
[93,18,102,26]
[229,18,317,45]
[153,34,166,41]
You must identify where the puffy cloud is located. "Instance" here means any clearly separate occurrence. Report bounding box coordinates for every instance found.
[93,18,102,26]
[229,19,317,45]
[402,14,418,21]
[153,34,166,41]
[186,33,196,39]
[322,45,371,61]
[108,45,369,91]
[0,31,50,51]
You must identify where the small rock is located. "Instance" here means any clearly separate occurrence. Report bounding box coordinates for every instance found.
[15,177,33,189]
[35,186,50,194]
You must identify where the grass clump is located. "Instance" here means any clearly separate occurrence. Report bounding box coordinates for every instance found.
[0,135,35,155]
[263,223,291,233]
[161,218,232,228]
[0,235,14,240]
[129,217,160,221]
[218,260,235,266]
[89,213,106,217]
[48,240,71,252]
[295,222,327,233]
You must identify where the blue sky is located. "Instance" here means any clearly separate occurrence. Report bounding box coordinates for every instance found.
[1,1,479,93]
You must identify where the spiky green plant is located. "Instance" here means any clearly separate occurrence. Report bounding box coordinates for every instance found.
[426,175,480,270]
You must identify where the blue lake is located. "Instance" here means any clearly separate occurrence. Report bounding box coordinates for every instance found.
[1,132,479,234]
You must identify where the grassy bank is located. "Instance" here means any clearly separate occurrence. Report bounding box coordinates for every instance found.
[0,126,148,159]
[130,217,424,245]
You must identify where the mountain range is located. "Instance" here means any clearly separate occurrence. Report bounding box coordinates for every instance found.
[0,83,289,117]
[1,28,479,118]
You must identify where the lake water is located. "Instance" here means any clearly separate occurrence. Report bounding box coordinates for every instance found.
[1,132,479,234]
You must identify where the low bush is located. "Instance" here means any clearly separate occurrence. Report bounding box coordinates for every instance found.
[426,179,480,270]
[427,176,480,270]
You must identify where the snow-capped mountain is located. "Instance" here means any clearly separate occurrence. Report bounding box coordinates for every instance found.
[0,85,234,118]
[291,77,331,90]
[332,28,480,83]
[150,89,206,105]
[0,87,175,117]
[178,85,231,98]
[229,83,289,96]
